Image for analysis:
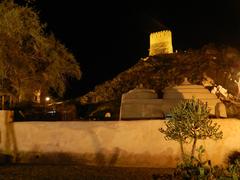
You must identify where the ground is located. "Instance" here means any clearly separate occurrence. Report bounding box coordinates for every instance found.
[0,164,175,180]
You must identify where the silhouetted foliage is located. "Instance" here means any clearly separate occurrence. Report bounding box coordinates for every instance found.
[228,151,240,165]
[0,0,81,102]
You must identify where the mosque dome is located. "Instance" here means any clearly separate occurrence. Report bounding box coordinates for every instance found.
[163,77,219,100]
[163,77,226,117]
[122,85,158,100]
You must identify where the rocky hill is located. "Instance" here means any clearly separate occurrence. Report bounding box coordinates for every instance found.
[76,44,240,119]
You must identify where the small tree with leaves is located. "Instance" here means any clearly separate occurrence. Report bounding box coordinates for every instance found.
[160,98,223,161]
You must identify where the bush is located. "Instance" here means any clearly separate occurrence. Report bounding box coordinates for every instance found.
[174,146,240,179]
[160,97,223,160]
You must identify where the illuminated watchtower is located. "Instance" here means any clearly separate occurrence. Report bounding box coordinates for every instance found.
[149,30,173,56]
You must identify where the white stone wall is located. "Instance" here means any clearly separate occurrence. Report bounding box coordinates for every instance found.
[0,111,240,167]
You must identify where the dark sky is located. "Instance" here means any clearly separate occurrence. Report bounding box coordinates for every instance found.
[34,0,240,99]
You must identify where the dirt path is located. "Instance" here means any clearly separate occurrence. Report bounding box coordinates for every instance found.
[0,164,174,180]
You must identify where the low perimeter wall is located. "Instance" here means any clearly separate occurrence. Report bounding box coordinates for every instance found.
[0,111,240,167]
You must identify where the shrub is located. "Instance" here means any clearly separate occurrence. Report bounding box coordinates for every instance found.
[159,97,223,161]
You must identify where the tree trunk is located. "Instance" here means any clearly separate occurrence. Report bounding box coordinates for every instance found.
[179,138,185,162]
[191,137,197,160]
[16,79,22,103]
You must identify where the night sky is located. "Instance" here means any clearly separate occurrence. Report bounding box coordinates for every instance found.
[33,0,240,99]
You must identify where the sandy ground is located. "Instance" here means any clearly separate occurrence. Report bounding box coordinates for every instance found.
[0,164,175,180]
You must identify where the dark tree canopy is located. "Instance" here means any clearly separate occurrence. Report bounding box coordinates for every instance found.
[0,0,81,102]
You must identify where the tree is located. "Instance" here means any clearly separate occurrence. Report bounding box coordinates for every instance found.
[159,98,223,161]
[0,0,81,102]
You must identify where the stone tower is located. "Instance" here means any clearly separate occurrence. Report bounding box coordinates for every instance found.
[149,30,173,56]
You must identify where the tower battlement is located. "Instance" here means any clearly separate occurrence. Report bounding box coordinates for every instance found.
[149,30,173,56]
